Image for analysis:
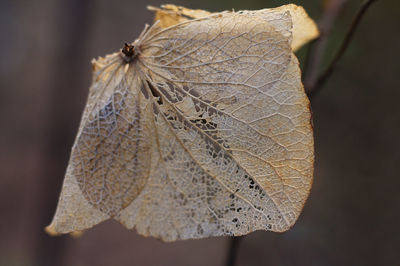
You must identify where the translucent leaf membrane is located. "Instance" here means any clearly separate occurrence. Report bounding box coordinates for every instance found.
[46,5,316,242]
[148,4,319,51]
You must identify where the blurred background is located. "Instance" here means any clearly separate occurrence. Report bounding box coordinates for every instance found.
[1,0,399,265]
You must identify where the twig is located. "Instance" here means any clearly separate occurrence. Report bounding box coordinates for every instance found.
[309,0,376,96]
[225,236,243,266]
[303,0,349,93]
[308,0,378,97]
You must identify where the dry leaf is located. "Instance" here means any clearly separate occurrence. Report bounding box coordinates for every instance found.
[46,4,315,242]
[147,4,211,29]
[149,4,319,51]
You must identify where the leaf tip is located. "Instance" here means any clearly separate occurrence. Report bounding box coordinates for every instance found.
[44,223,60,236]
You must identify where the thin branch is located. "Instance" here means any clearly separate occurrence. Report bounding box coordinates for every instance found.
[303,0,349,93]
[309,0,378,97]
[225,236,243,266]
[307,0,379,98]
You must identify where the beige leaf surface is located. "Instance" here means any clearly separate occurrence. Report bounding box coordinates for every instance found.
[147,4,211,29]
[148,4,319,51]
[46,6,314,242]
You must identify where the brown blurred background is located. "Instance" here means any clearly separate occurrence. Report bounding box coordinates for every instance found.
[1,0,399,265]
